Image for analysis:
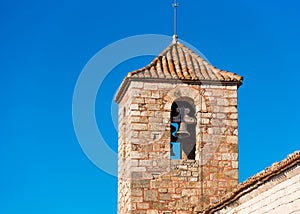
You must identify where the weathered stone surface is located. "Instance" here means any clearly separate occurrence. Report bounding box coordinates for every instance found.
[213,163,300,214]
[118,81,240,213]
[131,180,150,188]
[131,189,143,197]
[144,83,158,90]
[131,82,144,89]
[137,203,150,209]
[132,210,146,214]
[144,190,158,202]
[159,193,171,201]
[146,210,158,214]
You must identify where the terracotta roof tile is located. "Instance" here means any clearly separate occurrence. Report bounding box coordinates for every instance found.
[115,41,243,103]
[127,42,243,82]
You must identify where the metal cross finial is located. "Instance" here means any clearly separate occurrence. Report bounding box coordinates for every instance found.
[172,0,179,43]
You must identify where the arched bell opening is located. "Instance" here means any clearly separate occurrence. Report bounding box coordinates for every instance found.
[170,98,196,160]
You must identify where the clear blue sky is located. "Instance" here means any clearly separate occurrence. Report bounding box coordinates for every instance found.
[0,0,299,213]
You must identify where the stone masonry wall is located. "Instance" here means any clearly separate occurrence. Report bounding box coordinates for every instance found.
[118,80,239,214]
[214,163,300,214]
[118,86,132,213]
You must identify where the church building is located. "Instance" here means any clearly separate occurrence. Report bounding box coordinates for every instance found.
[114,34,300,213]
[115,34,243,213]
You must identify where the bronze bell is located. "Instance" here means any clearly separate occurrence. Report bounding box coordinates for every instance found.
[177,122,190,138]
[172,107,196,139]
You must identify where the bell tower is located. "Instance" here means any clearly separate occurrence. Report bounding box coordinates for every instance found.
[115,40,243,213]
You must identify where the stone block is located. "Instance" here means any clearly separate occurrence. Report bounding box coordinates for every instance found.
[149,116,163,123]
[144,98,157,104]
[158,188,168,193]
[221,153,237,161]
[192,171,199,176]
[227,136,238,144]
[131,82,144,89]
[147,104,161,111]
[180,171,191,177]
[229,113,238,119]
[217,99,229,106]
[132,189,143,197]
[159,193,171,201]
[140,91,152,98]
[132,196,143,202]
[131,152,148,159]
[130,104,139,110]
[212,89,224,97]
[230,144,238,153]
[139,160,152,167]
[131,167,146,172]
[224,90,237,98]
[152,202,165,209]
[131,172,143,179]
[130,160,139,167]
[217,144,230,153]
[130,131,139,138]
[130,89,141,97]
[141,111,154,117]
[201,118,210,124]
[132,210,147,214]
[146,210,158,214]
[211,118,222,126]
[137,203,150,209]
[141,144,153,152]
[131,179,150,188]
[176,211,190,214]
[225,86,237,90]
[144,190,158,202]
[177,165,188,170]
[149,123,163,130]
[228,98,237,106]
[132,97,145,103]
[131,123,148,130]
[224,169,238,179]
[151,91,160,98]
[217,113,226,119]
[225,106,237,113]
[224,119,238,127]
[131,110,141,116]
[144,83,158,90]
[188,177,198,182]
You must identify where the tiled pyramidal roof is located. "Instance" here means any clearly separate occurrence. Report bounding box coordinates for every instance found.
[115,41,243,103]
[127,42,243,82]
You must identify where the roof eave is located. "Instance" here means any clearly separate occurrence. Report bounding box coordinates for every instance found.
[114,77,243,104]
[114,77,130,104]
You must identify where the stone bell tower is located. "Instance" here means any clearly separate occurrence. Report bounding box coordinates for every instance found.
[115,38,243,214]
